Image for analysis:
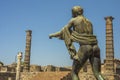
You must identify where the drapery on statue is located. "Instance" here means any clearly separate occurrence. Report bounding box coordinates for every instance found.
[49,6,105,80]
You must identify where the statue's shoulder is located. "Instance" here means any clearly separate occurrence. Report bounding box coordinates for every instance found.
[83,17,92,25]
[75,16,87,21]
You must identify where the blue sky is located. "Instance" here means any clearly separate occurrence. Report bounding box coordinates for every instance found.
[0,0,120,66]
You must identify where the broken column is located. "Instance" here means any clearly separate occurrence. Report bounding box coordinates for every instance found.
[23,30,32,72]
[16,52,22,80]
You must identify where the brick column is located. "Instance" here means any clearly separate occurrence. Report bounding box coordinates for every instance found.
[23,30,32,72]
[105,16,115,80]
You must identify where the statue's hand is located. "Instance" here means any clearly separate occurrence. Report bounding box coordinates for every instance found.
[49,34,53,39]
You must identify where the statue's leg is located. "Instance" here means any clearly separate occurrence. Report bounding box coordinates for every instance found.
[89,45,105,80]
[72,60,81,80]
[72,45,93,80]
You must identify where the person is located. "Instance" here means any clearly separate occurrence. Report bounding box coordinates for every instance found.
[49,6,105,80]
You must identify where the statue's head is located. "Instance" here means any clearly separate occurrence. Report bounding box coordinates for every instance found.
[72,6,83,18]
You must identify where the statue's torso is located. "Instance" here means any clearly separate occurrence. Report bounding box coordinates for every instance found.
[73,16,93,35]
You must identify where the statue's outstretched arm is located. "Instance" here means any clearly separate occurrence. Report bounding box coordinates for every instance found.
[49,31,62,39]
[49,18,74,39]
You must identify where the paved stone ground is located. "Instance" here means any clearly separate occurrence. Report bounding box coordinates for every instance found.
[21,71,71,80]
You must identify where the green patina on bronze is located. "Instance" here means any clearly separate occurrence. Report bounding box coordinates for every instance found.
[49,6,105,80]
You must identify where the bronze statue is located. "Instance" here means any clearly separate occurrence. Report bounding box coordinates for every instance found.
[49,6,105,80]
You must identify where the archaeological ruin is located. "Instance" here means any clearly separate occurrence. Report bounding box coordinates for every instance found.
[0,16,120,80]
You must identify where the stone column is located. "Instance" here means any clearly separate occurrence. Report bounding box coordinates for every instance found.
[23,30,32,72]
[16,52,22,80]
[105,16,115,80]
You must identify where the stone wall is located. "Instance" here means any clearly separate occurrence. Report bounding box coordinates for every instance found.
[0,72,16,80]
[30,65,41,72]
[41,65,71,72]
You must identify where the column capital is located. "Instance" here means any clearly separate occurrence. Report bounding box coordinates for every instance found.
[26,30,32,35]
[105,16,114,20]
[26,30,32,33]
[105,16,114,25]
